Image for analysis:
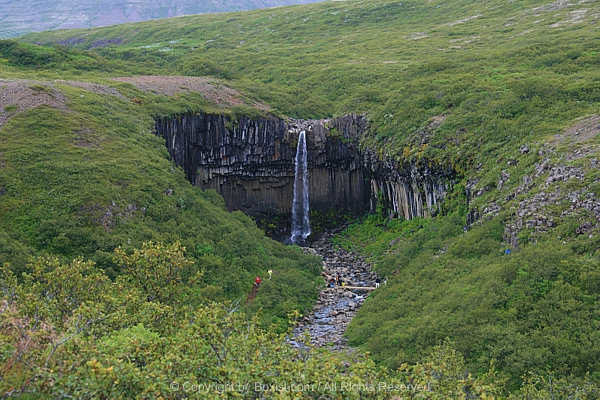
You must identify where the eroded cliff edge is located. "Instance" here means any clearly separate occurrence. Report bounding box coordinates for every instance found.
[155,113,456,237]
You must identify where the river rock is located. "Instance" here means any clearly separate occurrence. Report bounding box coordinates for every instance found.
[293,231,379,350]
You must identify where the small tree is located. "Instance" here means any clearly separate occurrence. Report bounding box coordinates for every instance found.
[20,257,112,327]
[114,242,194,305]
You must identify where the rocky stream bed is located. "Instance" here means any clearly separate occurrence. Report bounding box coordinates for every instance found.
[292,233,379,350]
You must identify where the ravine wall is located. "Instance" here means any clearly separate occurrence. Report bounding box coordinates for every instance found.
[155,113,455,236]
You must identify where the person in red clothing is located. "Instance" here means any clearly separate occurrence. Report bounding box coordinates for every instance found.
[255,276,262,287]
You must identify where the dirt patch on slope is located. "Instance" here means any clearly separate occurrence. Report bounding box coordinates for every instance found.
[1,76,271,130]
[558,114,600,143]
[0,80,69,129]
[0,78,127,129]
[110,76,270,111]
[60,80,126,99]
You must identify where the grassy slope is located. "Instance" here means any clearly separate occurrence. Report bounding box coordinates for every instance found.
[5,0,600,388]
[17,0,600,190]
[0,65,321,330]
[336,205,600,388]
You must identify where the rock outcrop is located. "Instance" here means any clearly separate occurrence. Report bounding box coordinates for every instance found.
[155,112,456,235]
[363,149,455,220]
[156,114,371,232]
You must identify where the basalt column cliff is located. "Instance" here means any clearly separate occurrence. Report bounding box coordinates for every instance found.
[155,113,455,235]
[155,114,372,233]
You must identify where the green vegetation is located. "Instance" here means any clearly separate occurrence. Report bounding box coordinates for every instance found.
[0,0,599,395]
[0,244,500,399]
[0,81,321,331]
[5,245,595,398]
[337,210,600,390]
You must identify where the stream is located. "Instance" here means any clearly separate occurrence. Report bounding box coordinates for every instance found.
[292,232,378,350]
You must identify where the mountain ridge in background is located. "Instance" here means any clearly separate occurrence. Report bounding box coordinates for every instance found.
[0,0,326,38]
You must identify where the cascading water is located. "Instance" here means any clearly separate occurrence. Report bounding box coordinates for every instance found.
[290,130,311,244]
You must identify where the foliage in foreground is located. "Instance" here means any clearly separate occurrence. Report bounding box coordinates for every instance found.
[2,243,599,398]
[0,243,510,399]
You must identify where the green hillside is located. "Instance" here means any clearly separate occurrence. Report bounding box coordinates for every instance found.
[1,0,600,396]
[0,52,322,328]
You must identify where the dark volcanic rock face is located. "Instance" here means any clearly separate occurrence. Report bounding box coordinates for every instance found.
[363,148,455,220]
[155,114,371,222]
[155,113,455,236]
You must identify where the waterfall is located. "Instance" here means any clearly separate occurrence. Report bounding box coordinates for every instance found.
[291,130,310,244]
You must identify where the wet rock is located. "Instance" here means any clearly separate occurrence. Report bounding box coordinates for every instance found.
[294,231,378,350]
[156,113,371,222]
[466,208,479,226]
